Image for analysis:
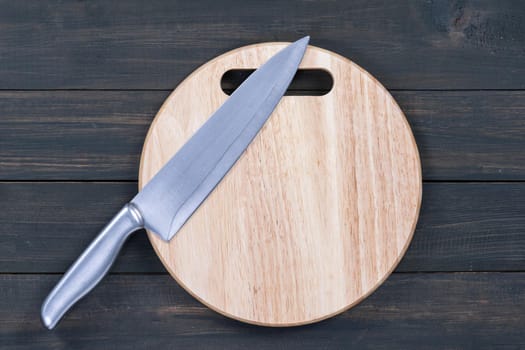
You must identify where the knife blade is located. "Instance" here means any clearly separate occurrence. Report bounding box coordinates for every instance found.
[41,36,309,330]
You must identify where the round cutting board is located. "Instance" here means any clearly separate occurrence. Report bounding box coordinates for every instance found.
[139,42,422,326]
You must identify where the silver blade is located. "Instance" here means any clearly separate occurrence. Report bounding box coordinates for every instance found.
[132,36,309,241]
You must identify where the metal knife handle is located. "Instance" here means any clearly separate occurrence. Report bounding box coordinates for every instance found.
[41,203,144,329]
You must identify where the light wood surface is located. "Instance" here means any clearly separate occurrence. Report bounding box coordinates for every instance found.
[138,42,422,326]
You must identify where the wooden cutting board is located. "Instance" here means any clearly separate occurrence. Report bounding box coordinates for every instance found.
[139,42,422,326]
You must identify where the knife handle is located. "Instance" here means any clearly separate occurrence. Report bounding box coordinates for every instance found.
[41,203,144,330]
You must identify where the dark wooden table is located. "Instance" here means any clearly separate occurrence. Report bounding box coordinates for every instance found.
[1,1,524,349]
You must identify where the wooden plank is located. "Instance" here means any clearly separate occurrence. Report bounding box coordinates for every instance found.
[0,182,164,273]
[1,273,524,349]
[1,1,525,89]
[0,91,166,180]
[1,182,524,273]
[2,91,525,181]
[399,182,525,272]
[397,91,525,180]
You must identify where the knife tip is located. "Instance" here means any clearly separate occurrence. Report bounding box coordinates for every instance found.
[289,36,310,53]
[299,35,310,44]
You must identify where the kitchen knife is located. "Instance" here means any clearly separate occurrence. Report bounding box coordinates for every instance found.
[41,36,309,329]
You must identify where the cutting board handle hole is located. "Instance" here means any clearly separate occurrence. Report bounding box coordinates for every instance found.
[221,69,333,96]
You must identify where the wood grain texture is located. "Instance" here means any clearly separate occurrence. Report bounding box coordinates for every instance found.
[2,91,525,181]
[2,274,524,349]
[2,182,525,273]
[139,43,421,325]
[1,1,525,89]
